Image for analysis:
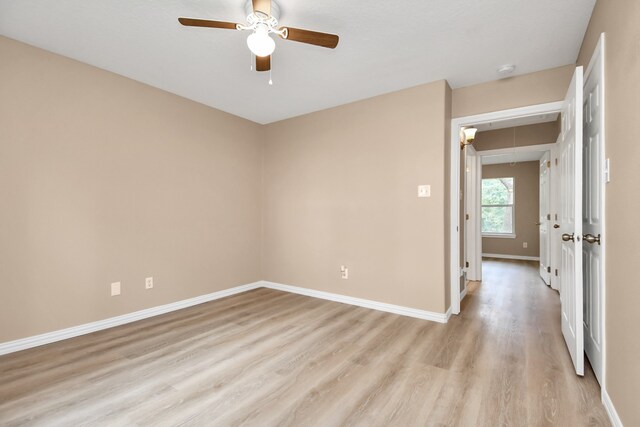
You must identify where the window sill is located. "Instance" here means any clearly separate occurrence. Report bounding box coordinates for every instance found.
[482,233,516,239]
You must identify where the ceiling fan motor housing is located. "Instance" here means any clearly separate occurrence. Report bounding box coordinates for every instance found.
[244,0,281,21]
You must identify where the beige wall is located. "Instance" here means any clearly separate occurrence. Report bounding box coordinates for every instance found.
[0,37,263,343]
[474,121,560,151]
[1,37,576,342]
[577,0,640,425]
[263,81,451,314]
[481,162,540,258]
[452,65,575,118]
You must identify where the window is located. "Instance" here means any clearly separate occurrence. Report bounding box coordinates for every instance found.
[481,177,515,237]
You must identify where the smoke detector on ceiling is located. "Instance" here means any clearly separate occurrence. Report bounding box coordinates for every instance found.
[497,64,516,76]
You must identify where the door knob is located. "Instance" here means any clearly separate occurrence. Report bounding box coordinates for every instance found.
[562,233,575,242]
[553,224,560,229]
[583,233,601,245]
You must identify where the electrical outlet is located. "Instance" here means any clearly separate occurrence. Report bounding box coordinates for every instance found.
[340,266,348,279]
[418,185,431,198]
[111,282,121,296]
[145,277,153,289]
[523,242,528,248]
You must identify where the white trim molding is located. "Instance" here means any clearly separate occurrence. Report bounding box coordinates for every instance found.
[460,285,469,301]
[261,281,451,323]
[0,280,452,356]
[478,143,557,157]
[482,233,516,239]
[602,389,623,427]
[482,253,540,261]
[0,282,262,356]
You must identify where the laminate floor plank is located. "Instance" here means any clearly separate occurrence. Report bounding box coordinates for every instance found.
[0,260,610,426]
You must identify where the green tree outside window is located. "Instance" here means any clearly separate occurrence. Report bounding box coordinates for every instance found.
[481,177,514,234]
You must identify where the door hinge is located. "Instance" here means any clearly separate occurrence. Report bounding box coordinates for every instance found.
[465,261,470,268]
[547,214,551,220]
[465,214,470,220]
[555,269,558,277]
[555,158,558,166]
[547,160,551,168]
[547,266,551,273]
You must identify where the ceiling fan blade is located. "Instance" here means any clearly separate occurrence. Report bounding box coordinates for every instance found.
[281,27,339,49]
[178,17,238,30]
[252,0,271,16]
[256,55,271,72]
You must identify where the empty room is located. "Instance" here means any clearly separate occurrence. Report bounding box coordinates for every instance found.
[0,0,638,426]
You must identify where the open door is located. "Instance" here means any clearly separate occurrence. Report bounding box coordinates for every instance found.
[582,35,605,385]
[550,136,562,292]
[539,152,551,285]
[558,66,584,376]
[465,145,482,282]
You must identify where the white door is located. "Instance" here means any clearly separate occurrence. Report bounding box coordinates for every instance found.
[550,138,561,291]
[559,66,584,376]
[539,152,551,285]
[582,36,605,385]
[465,145,482,281]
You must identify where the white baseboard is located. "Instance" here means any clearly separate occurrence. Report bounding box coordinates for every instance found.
[0,282,262,356]
[261,281,450,324]
[460,286,469,301]
[482,253,540,261]
[602,389,623,427]
[1,280,452,357]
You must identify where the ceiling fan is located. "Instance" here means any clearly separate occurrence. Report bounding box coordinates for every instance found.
[178,0,339,73]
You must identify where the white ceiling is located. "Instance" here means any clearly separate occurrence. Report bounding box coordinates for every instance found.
[0,0,596,124]
[473,113,559,132]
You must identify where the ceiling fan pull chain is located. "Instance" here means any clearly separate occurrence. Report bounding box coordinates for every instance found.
[269,54,273,85]
[250,52,254,71]
[510,127,518,167]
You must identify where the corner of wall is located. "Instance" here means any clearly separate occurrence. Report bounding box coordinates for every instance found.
[443,80,453,311]
[259,124,267,280]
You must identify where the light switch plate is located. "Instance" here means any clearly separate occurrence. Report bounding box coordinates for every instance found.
[418,185,431,198]
[340,266,348,279]
[111,282,121,296]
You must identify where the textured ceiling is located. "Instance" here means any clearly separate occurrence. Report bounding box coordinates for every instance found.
[0,0,596,124]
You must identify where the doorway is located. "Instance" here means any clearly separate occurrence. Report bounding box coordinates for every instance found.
[457,111,561,305]
[449,35,606,386]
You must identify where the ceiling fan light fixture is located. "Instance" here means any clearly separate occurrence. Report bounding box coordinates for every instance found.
[247,24,275,57]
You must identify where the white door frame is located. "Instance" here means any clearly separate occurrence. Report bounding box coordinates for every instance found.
[539,151,552,285]
[449,101,564,314]
[464,145,482,282]
[475,143,554,270]
[476,143,556,158]
[549,137,562,291]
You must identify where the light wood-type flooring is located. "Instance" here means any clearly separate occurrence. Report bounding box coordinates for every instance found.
[0,259,610,426]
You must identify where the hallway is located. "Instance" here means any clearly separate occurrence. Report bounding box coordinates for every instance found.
[460,258,608,425]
